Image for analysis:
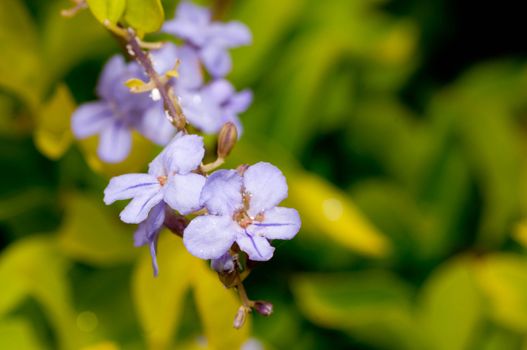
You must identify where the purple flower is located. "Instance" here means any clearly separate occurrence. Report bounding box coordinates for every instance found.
[162,2,252,77]
[179,79,252,134]
[71,55,176,163]
[104,133,206,274]
[150,42,203,90]
[183,162,301,261]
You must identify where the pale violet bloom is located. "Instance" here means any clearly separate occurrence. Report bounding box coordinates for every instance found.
[71,55,175,163]
[162,1,252,77]
[180,79,252,134]
[183,162,301,261]
[104,133,206,275]
[150,42,203,90]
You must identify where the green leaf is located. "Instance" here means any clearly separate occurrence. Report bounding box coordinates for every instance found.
[289,172,390,257]
[132,233,193,350]
[57,193,137,266]
[474,254,527,333]
[292,271,421,349]
[428,62,524,248]
[0,318,43,350]
[34,84,75,159]
[41,0,116,82]
[0,0,43,108]
[0,236,83,349]
[86,0,126,24]
[418,256,483,350]
[123,0,164,34]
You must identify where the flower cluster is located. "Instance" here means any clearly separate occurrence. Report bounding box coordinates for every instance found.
[71,1,300,324]
[72,2,252,163]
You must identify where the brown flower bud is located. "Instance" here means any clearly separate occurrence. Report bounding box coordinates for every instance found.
[233,305,248,329]
[217,122,238,159]
[253,300,273,316]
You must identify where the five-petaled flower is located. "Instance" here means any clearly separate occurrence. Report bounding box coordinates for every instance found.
[183,162,301,261]
[71,55,174,163]
[162,1,252,77]
[104,133,206,274]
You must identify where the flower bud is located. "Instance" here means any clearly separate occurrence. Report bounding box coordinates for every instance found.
[217,122,238,159]
[164,210,188,237]
[233,305,248,329]
[253,300,273,316]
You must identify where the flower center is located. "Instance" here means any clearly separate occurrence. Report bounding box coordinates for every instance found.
[157,176,167,186]
[233,210,265,229]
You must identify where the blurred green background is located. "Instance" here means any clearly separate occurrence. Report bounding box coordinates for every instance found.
[2,0,527,349]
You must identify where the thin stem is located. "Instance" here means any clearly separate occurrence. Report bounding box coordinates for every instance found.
[126,28,187,131]
[235,279,254,308]
[212,0,233,20]
[200,157,225,173]
[61,0,87,17]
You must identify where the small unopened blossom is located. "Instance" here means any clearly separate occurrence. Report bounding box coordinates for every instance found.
[162,1,252,77]
[253,300,273,316]
[183,162,301,261]
[71,55,175,163]
[104,133,206,275]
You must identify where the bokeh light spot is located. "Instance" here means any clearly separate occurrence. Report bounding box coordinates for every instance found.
[322,198,343,221]
[76,311,98,333]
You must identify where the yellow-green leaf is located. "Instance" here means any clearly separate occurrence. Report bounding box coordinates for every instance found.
[0,318,42,350]
[0,0,43,108]
[418,256,483,350]
[123,0,164,34]
[474,253,527,332]
[57,193,137,266]
[292,271,421,350]
[289,172,390,257]
[86,0,126,24]
[192,259,250,350]
[34,84,75,159]
[0,236,83,349]
[132,233,193,350]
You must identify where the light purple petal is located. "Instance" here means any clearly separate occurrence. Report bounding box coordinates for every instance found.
[236,231,274,261]
[225,89,253,114]
[97,55,127,100]
[201,45,232,78]
[177,45,203,89]
[200,169,243,216]
[104,173,160,204]
[148,143,171,177]
[120,190,164,224]
[138,103,175,146]
[179,90,223,133]
[71,101,114,139]
[164,134,205,174]
[203,79,234,104]
[208,21,252,47]
[162,3,210,46]
[163,173,206,214]
[133,201,165,246]
[243,162,288,216]
[183,215,238,259]
[175,2,210,25]
[97,122,132,163]
[150,42,179,75]
[134,202,165,276]
[211,252,235,273]
[248,207,301,240]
